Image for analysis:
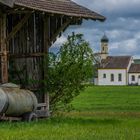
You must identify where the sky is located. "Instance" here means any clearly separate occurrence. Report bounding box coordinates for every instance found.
[50,0,140,58]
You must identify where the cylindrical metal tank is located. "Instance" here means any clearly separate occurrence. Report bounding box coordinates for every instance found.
[0,83,38,116]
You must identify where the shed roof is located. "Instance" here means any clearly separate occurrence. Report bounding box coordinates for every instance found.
[14,0,105,21]
[100,56,131,69]
[129,64,140,73]
[0,0,15,7]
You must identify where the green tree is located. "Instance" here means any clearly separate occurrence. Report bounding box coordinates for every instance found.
[44,33,94,112]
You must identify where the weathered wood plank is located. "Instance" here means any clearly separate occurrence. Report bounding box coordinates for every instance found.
[7,10,33,15]
[50,18,72,44]
[9,52,44,58]
[6,13,32,43]
[43,15,50,115]
[0,14,8,83]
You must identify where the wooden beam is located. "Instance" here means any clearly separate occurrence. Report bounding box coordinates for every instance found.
[9,53,44,58]
[7,9,34,14]
[50,18,72,44]
[6,13,32,43]
[0,14,8,83]
[43,15,50,116]
[0,10,3,16]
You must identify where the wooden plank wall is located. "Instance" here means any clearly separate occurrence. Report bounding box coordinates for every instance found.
[7,13,44,102]
[8,15,43,89]
[7,12,71,103]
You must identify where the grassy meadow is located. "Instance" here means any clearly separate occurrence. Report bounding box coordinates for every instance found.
[1,86,140,140]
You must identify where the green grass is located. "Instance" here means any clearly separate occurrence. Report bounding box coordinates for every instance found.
[72,86,140,112]
[1,86,140,140]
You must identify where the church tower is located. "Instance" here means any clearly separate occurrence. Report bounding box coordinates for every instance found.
[100,34,109,60]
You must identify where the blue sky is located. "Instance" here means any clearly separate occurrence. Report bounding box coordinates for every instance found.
[51,0,140,58]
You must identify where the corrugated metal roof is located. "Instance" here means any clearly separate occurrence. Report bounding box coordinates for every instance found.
[14,0,105,21]
[129,64,140,73]
[100,56,131,69]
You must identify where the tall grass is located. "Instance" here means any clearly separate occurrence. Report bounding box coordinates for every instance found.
[0,86,140,140]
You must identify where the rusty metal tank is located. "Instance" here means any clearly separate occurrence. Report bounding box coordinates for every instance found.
[0,83,38,116]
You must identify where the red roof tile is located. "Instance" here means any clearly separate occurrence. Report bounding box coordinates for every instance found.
[100,56,131,69]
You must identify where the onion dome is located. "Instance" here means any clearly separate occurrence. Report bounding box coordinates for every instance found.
[101,34,109,42]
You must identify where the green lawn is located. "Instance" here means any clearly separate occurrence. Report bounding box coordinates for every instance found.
[72,86,140,112]
[1,86,140,140]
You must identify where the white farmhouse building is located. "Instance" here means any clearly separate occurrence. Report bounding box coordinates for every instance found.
[96,35,140,85]
[128,64,140,85]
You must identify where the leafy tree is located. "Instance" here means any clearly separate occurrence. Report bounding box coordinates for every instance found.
[44,33,94,112]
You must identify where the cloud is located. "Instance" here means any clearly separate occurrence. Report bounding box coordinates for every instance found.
[110,39,137,54]
[110,33,140,57]
[73,0,140,17]
[54,35,67,46]
[50,35,67,53]
[73,0,140,58]
[50,0,140,58]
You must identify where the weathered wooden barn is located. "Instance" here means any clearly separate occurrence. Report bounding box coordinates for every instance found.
[0,0,105,113]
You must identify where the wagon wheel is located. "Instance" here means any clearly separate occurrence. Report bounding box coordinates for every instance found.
[22,112,38,122]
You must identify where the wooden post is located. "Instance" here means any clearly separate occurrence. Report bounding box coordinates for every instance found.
[0,14,8,83]
[43,14,50,116]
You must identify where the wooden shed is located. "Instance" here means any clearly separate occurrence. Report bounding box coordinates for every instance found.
[0,0,105,114]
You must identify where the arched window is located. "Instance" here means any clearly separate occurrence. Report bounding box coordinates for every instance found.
[111,74,114,82]
[131,75,135,81]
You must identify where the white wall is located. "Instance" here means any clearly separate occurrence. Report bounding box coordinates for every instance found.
[126,57,134,84]
[128,73,140,85]
[127,57,134,72]
[98,69,127,85]
[94,78,98,85]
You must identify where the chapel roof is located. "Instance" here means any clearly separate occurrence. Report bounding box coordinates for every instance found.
[100,56,132,69]
[129,64,140,73]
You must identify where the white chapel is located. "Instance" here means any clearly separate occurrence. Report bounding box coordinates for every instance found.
[96,35,140,86]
